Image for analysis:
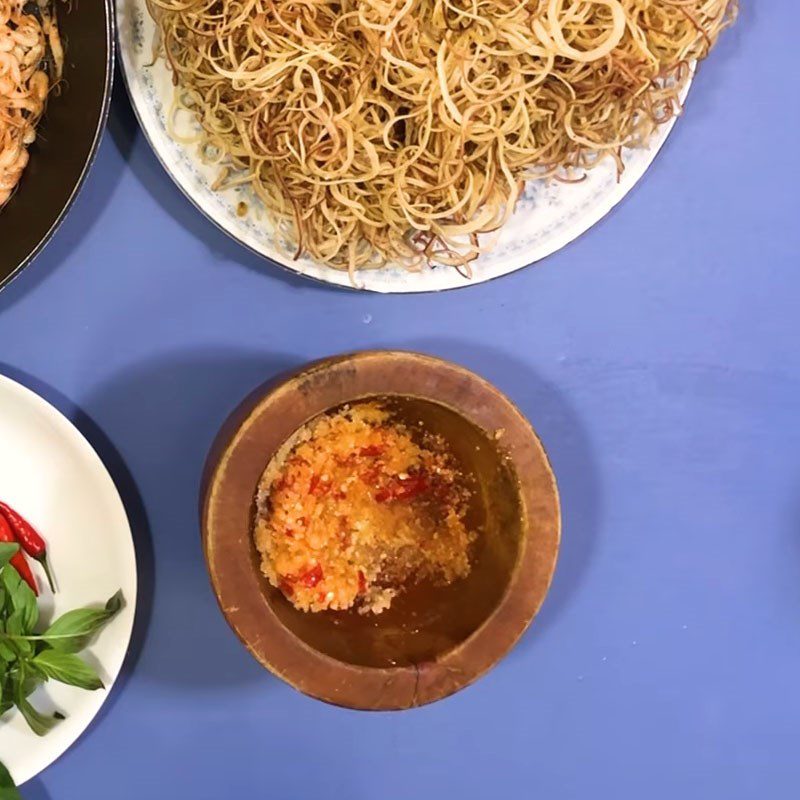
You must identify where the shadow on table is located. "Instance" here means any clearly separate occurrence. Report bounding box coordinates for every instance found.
[397,339,602,652]
[108,75,332,295]
[82,348,301,691]
[22,778,52,800]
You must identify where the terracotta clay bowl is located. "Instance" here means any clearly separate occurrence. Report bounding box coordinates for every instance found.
[201,351,560,709]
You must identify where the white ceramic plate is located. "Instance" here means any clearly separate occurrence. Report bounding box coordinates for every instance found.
[117,0,690,293]
[0,375,136,786]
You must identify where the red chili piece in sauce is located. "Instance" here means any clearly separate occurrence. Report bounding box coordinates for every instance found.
[375,474,429,503]
[309,475,329,497]
[359,445,385,457]
[299,564,323,588]
[274,476,291,492]
[373,487,392,503]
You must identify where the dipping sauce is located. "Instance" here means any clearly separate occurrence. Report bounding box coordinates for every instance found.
[254,401,475,614]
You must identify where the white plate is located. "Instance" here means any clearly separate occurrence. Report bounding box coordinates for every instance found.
[117,0,689,293]
[0,375,136,786]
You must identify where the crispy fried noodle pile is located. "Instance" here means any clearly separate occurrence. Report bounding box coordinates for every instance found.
[148,0,737,276]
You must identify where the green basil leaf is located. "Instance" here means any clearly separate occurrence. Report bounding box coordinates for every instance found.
[21,673,40,699]
[0,758,21,800]
[0,670,9,709]
[32,650,104,691]
[18,591,37,635]
[41,590,124,653]
[0,568,36,632]
[13,662,54,736]
[3,614,31,659]
[4,612,22,637]
[105,591,124,616]
[0,671,12,713]
[0,545,18,572]
[0,674,9,707]
[0,641,16,664]
[0,568,20,615]
[16,696,59,736]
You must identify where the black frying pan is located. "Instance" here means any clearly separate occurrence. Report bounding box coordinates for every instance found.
[0,0,113,291]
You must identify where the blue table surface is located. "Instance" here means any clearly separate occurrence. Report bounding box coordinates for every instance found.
[1,5,797,797]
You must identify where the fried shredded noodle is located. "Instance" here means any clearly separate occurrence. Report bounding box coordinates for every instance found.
[147,0,737,274]
[0,0,62,207]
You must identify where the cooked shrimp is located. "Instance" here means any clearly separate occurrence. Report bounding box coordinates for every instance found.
[0,1,61,208]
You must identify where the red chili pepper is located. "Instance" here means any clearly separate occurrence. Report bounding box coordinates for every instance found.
[278,578,294,597]
[359,445,385,457]
[358,570,366,595]
[0,512,38,595]
[0,502,54,593]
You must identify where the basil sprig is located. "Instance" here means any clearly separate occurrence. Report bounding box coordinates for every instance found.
[0,543,123,733]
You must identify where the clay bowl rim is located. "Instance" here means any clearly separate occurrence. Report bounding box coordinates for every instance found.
[201,351,561,710]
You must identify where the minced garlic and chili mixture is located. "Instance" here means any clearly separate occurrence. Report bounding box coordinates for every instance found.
[254,401,475,614]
